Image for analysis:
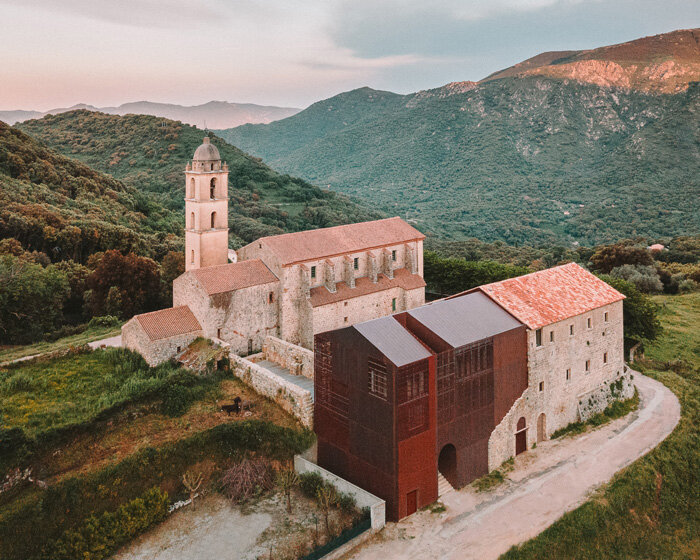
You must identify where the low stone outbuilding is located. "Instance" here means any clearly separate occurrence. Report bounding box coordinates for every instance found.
[122,306,203,366]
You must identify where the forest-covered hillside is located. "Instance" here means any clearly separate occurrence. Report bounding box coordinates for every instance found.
[19,110,379,248]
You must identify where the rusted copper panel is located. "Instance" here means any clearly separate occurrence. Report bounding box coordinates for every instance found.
[493,326,528,425]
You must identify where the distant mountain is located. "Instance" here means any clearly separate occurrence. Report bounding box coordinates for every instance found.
[19,110,379,248]
[485,28,700,94]
[220,29,700,246]
[0,100,301,128]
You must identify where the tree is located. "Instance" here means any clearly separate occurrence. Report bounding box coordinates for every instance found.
[590,243,654,274]
[160,250,185,305]
[316,485,334,536]
[277,468,299,514]
[610,264,663,293]
[182,470,204,510]
[600,275,662,347]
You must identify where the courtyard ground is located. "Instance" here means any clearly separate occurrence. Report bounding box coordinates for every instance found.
[346,372,680,560]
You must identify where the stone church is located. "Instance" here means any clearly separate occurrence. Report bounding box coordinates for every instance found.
[122,138,426,365]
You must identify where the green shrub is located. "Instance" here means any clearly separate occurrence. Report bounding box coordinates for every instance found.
[161,385,193,417]
[299,472,325,499]
[51,487,168,560]
[87,315,121,329]
[335,491,357,515]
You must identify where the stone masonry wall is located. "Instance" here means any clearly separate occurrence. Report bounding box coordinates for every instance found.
[229,353,313,428]
[262,336,314,379]
[122,318,202,367]
[488,300,628,470]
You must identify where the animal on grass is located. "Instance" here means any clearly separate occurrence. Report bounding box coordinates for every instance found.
[217,397,241,415]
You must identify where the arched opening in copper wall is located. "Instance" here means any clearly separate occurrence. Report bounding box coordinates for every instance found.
[438,443,457,487]
[515,417,527,455]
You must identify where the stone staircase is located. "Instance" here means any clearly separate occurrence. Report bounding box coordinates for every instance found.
[437,471,455,496]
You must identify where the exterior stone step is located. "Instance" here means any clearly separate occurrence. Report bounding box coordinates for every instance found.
[437,471,454,496]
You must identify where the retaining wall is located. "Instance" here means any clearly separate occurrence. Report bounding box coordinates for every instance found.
[262,336,314,379]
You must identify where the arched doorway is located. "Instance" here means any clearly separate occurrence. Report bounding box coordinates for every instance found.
[537,413,547,442]
[515,417,527,455]
[438,443,457,487]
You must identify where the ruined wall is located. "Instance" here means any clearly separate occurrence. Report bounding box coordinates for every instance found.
[262,336,314,379]
[488,300,628,469]
[121,318,202,367]
[229,353,313,428]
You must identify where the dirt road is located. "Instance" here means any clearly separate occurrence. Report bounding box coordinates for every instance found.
[347,373,680,560]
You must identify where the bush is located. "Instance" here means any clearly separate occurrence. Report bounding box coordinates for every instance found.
[299,472,325,499]
[221,458,274,503]
[161,384,193,417]
[51,487,169,560]
[87,315,121,329]
[610,264,663,293]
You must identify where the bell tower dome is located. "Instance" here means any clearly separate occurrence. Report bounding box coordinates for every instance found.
[184,137,229,271]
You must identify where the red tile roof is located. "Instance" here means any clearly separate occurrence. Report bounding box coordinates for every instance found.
[310,268,426,308]
[191,259,278,295]
[251,217,424,267]
[135,306,202,341]
[478,263,625,329]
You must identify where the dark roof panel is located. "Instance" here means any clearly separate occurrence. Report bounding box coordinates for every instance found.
[354,316,432,367]
[408,291,523,348]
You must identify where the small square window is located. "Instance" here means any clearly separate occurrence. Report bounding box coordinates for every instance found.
[603,352,608,364]
[344,316,348,323]
[585,359,590,372]
[344,301,348,307]
[604,312,609,322]
[549,331,554,343]
[392,298,397,312]
[570,325,574,336]
[539,381,544,392]
[353,257,359,270]
[391,250,397,261]
[310,266,316,279]
[587,317,592,329]
[535,328,543,347]
[176,346,181,353]
[566,368,571,381]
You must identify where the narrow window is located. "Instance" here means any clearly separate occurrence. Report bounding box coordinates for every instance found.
[535,328,543,347]
[368,358,388,399]
[210,212,216,228]
[210,163,214,171]
[539,381,544,392]
[210,178,216,199]
[587,317,592,329]
[344,316,348,323]
[570,324,574,336]
[344,301,348,307]
[189,178,195,198]
[392,297,397,312]
[217,328,222,339]
[190,212,195,229]
[353,257,359,270]
[603,352,608,364]
[585,359,591,372]
[268,292,274,304]
[550,331,554,343]
[391,249,397,261]
[176,346,181,353]
[248,339,253,354]
[604,312,609,322]
[310,265,316,279]
[566,368,571,381]
[190,249,195,264]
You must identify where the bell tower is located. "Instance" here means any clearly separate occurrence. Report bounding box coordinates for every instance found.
[185,137,229,271]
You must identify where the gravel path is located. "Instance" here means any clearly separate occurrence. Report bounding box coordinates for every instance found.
[346,372,680,560]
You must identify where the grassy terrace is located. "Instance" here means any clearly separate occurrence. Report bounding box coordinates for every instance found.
[502,293,700,559]
[0,324,120,364]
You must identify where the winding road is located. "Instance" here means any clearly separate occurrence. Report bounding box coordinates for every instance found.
[347,373,680,560]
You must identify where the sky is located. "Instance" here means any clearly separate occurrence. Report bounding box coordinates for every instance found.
[1,0,698,111]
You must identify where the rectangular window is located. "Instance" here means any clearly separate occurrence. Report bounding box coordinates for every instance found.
[268,292,274,304]
[550,331,554,343]
[570,324,574,336]
[217,328,222,339]
[353,257,359,270]
[392,297,397,312]
[310,265,316,279]
[585,359,591,372]
[587,317,592,329]
[344,316,348,323]
[604,312,609,322]
[368,358,388,399]
[391,249,397,261]
[539,381,544,392]
[566,368,571,381]
[603,352,608,364]
[535,328,543,347]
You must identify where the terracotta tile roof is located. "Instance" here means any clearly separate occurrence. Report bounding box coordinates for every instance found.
[249,217,425,267]
[478,263,624,329]
[191,259,278,295]
[135,306,202,341]
[310,268,426,308]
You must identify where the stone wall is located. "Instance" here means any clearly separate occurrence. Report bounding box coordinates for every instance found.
[229,353,313,428]
[488,301,627,469]
[294,456,386,531]
[262,336,314,379]
[121,318,202,367]
[577,370,635,421]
